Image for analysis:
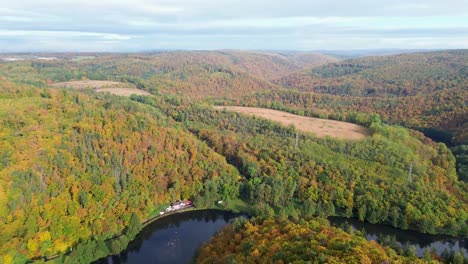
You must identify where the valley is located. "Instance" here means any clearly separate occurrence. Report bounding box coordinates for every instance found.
[0,50,466,264]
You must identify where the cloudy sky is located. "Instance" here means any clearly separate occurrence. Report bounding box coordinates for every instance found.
[1,0,467,52]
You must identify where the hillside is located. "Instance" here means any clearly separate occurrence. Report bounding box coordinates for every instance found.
[213,50,339,80]
[0,81,240,262]
[0,50,466,263]
[235,87,467,144]
[268,51,467,143]
[213,106,371,140]
[177,104,467,235]
[223,50,467,179]
[196,218,434,263]
[276,50,467,97]
[0,51,337,99]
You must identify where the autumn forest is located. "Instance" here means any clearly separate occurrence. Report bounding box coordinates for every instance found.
[0,50,466,263]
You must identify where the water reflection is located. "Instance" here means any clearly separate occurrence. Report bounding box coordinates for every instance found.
[95,210,243,264]
[329,216,467,257]
[95,210,466,263]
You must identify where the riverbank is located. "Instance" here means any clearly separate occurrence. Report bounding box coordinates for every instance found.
[42,206,210,262]
[98,209,467,263]
[89,202,252,263]
[95,210,245,264]
[42,198,466,263]
[142,207,206,227]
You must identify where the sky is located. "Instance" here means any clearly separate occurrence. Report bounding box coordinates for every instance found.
[0,0,467,52]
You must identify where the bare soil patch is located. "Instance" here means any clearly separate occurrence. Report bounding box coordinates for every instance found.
[52,80,151,97]
[214,106,371,140]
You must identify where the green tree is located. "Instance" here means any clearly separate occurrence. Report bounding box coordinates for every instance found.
[127,213,142,239]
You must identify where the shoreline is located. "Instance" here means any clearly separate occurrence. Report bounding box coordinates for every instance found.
[40,201,466,263]
[42,206,237,262]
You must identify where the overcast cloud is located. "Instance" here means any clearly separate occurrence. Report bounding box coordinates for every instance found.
[0,0,467,51]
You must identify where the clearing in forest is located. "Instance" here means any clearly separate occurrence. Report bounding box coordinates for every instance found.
[52,80,152,96]
[214,106,371,140]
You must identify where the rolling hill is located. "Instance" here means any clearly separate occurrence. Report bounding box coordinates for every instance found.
[0,50,466,263]
[276,50,467,97]
[0,81,240,261]
[0,50,338,99]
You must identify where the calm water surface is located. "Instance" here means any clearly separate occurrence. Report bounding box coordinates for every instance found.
[96,210,243,264]
[96,210,466,263]
[329,216,467,257]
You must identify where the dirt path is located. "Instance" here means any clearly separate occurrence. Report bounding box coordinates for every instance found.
[214,106,371,140]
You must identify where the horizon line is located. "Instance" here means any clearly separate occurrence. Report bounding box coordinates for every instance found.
[2,47,467,54]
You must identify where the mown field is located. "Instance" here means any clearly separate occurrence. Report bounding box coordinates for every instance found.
[52,80,152,96]
[214,106,371,140]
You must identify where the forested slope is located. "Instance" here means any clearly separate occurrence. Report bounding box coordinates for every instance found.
[266,50,467,145]
[0,81,240,262]
[1,51,464,140]
[0,51,337,99]
[134,97,467,237]
[277,50,467,97]
[212,50,466,181]
[0,50,466,263]
[234,87,467,144]
[196,218,435,263]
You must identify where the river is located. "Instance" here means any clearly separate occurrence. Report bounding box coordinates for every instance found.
[95,210,466,263]
[329,216,467,257]
[95,210,244,264]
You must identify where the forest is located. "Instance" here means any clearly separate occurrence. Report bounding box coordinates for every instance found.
[0,81,240,262]
[147,99,466,237]
[196,217,447,263]
[0,50,466,263]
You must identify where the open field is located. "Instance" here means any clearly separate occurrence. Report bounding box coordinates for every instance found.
[71,55,96,61]
[95,88,152,96]
[52,80,152,96]
[214,106,371,140]
[52,80,126,89]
